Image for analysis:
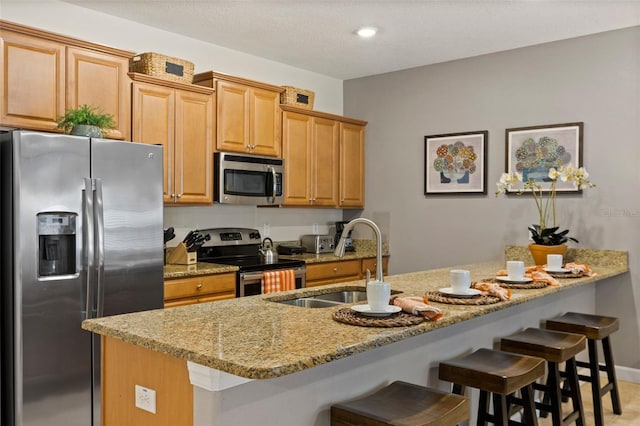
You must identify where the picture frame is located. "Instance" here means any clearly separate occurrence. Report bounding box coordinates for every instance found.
[505,122,583,193]
[424,130,488,195]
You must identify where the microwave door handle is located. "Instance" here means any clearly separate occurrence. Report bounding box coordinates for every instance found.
[267,165,277,204]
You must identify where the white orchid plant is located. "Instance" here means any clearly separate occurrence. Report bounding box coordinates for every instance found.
[496,165,595,245]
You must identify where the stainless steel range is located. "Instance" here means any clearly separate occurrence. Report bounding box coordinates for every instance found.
[196,228,306,296]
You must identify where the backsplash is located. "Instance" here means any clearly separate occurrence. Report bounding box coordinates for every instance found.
[163,205,343,247]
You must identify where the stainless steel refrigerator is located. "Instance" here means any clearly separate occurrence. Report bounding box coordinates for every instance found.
[0,130,165,426]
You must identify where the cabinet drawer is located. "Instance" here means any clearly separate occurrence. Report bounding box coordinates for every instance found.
[164,273,235,300]
[361,257,389,276]
[306,260,361,281]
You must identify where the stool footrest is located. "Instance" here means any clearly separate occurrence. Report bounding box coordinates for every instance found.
[575,360,608,372]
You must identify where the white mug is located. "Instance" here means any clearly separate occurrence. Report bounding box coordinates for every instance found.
[547,254,563,270]
[450,269,471,294]
[367,281,391,312]
[507,261,525,280]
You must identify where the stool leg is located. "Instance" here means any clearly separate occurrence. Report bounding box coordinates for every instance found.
[566,357,585,426]
[521,384,539,426]
[588,339,605,426]
[478,390,490,426]
[492,393,509,426]
[602,336,623,415]
[547,362,563,426]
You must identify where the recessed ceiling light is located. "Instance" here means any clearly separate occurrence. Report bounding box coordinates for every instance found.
[356,27,377,38]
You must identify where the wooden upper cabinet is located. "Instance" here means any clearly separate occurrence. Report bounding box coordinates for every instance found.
[132,81,175,203]
[339,122,366,208]
[67,47,131,140]
[193,71,283,157]
[131,74,214,205]
[0,21,133,138]
[282,109,339,206]
[1,29,65,130]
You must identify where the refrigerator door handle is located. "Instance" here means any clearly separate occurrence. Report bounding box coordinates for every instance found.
[94,178,106,318]
[83,178,95,320]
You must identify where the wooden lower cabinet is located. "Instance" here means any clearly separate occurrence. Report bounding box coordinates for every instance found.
[164,272,236,307]
[305,257,389,287]
[102,336,192,426]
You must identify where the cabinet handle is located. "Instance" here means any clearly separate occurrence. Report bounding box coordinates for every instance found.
[333,267,338,273]
[196,283,203,290]
[177,193,183,199]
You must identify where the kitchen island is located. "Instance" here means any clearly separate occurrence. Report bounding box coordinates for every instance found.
[83,247,628,426]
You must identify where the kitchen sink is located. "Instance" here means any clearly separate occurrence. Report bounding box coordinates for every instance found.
[270,289,400,308]
[277,298,342,308]
[313,290,368,303]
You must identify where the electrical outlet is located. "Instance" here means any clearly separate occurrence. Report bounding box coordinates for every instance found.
[263,223,270,236]
[312,223,319,234]
[135,384,156,414]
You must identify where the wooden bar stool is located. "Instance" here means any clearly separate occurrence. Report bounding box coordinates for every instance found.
[439,348,545,426]
[330,381,469,426]
[544,312,622,426]
[500,327,586,426]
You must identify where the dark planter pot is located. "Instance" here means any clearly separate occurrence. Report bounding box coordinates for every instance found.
[71,125,102,138]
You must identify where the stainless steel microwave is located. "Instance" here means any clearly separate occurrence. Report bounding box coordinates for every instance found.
[214,152,284,205]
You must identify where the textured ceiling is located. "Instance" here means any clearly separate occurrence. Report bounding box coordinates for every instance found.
[62,0,640,80]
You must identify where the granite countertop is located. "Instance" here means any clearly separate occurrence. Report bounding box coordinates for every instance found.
[84,247,628,380]
[164,262,238,279]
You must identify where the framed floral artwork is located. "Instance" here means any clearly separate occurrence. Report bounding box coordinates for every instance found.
[505,122,583,193]
[424,130,488,195]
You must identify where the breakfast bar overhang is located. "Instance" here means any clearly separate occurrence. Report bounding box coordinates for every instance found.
[82,247,629,425]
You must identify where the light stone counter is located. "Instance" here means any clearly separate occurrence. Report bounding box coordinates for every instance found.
[84,247,628,380]
[163,262,238,279]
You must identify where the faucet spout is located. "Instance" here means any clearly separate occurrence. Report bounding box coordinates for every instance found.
[333,218,384,283]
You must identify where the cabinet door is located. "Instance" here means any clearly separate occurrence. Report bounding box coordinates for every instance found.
[131,82,175,203]
[250,87,281,157]
[339,122,365,208]
[174,90,214,204]
[0,30,65,130]
[311,117,339,206]
[282,111,313,205]
[216,80,249,152]
[67,47,131,140]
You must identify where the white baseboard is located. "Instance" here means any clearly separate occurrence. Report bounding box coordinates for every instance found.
[615,365,640,384]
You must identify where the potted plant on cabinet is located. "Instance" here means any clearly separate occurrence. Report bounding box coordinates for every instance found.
[56,104,115,138]
[496,165,595,265]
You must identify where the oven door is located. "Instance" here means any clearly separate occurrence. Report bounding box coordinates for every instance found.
[238,266,306,297]
[214,152,284,205]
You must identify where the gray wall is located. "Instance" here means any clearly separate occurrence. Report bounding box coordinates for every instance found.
[344,27,639,370]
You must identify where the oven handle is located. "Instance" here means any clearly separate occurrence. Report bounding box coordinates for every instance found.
[240,267,306,281]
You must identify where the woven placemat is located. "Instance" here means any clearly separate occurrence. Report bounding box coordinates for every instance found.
[424,291,501,305]
[332,308,425,327]
[549,272,583,279]
[478,278,548,289]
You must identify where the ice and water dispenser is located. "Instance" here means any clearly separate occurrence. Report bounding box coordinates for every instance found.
[37,212,77,277]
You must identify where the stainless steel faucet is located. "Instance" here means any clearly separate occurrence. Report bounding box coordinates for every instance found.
[334,218,385,283]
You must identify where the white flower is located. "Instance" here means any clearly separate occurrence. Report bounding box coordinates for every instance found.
[548,168,560,180]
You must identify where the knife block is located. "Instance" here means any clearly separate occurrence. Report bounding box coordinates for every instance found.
[166,243,197,265]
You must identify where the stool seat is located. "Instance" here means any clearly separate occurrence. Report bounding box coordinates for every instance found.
[500,327,586,363]
[330,381,469,426]
[545,312,619,340]
[439,348,545,395]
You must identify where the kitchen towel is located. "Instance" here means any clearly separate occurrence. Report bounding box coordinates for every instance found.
[391,296,443,321]
[262,269,296,294]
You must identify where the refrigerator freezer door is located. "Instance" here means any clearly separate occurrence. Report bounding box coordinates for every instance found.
[89,139,164,426]
[12,131,92,426]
